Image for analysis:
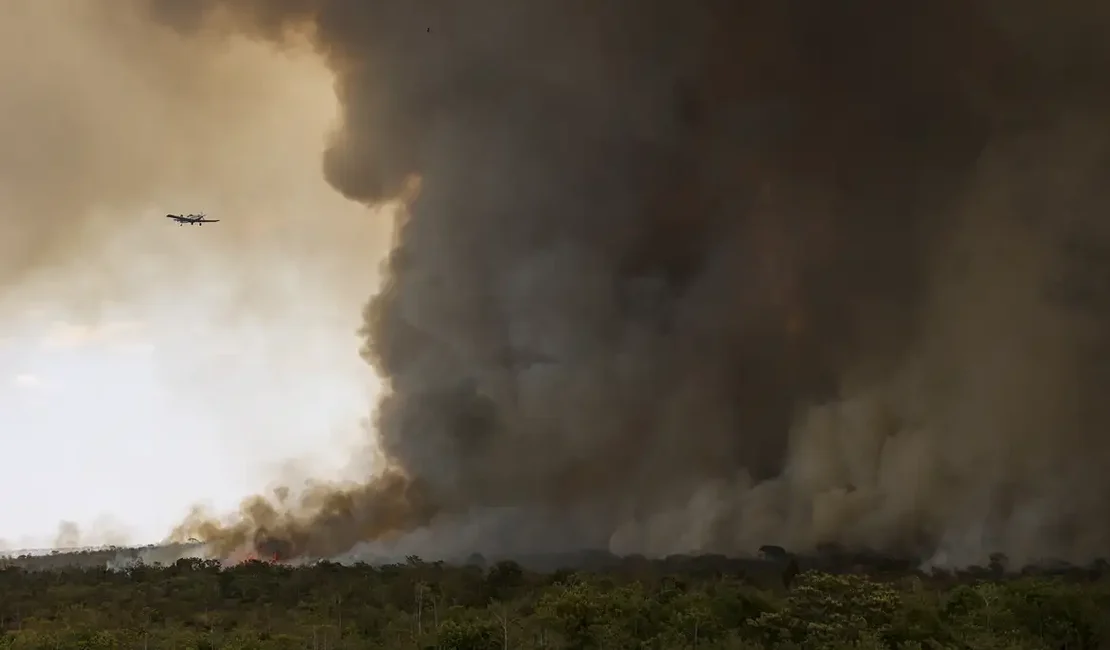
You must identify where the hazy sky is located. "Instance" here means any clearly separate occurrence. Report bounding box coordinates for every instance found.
[0,2,391,549]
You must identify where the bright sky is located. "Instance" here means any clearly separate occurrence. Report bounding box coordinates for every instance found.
[0,22,393,550]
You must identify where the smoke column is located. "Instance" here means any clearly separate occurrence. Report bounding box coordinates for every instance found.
[152,0,1110,567]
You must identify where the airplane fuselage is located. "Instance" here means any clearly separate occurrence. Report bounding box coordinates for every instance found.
[166,213,219,225]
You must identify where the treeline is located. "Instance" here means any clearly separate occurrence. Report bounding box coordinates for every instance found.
[0,543,203,572]
[3,553,1110,649]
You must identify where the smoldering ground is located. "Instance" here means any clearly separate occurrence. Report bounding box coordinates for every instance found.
[143,0,1110,567]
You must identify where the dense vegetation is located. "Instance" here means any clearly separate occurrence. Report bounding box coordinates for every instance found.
[3,549,1110,649]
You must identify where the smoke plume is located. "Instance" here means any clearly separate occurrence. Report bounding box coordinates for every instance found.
[151,0,1110,567]
[53,518,132,549]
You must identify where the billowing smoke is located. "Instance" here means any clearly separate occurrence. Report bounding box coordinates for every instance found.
[153,0,1110,567]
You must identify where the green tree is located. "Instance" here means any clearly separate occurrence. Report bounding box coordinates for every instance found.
[436,618,501,650]
[751,572,900,648]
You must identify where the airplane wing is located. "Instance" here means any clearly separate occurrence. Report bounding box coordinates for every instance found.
[164,213,217,223]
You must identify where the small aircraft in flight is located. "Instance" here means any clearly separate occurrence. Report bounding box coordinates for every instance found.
[166,212,219,225]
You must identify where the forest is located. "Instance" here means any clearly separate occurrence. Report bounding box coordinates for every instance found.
[2,547,1110,649]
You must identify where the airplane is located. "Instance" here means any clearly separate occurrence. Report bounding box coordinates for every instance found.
[166,212,219,225]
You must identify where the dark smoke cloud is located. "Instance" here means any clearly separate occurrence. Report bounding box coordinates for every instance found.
[154,0,1110,566]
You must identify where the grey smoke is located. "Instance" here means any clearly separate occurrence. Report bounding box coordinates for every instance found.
[147,0,1110,567]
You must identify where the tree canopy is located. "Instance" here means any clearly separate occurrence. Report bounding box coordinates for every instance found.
[3,550,1110,649]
